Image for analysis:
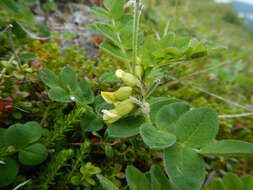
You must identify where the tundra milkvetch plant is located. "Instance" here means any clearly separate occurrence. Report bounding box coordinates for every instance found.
[39,0,253,190]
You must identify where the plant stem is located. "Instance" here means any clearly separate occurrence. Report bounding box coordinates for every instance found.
[132,0,141,72]
[7,30,23,73]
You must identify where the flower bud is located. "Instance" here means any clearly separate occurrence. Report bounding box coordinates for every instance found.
[115,69,138,87]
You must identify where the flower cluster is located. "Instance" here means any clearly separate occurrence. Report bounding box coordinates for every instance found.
[101,70,138,123]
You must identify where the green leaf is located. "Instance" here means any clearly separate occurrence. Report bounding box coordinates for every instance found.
[200,140,253,156]
[94,23,120,46]
[81,112,104,132]
[126,165,152,190]
[19,53,38,62]
[99,71,121,83]
[205,178,227,190]
[0,128,6,148]
[23,121,43,144]
[19,143,48,166]
[153,47,181,59]
[72,81,94,104]
[39,68,60,88]
[175,107,219,148]
[96,175,120,190]
[104,0,125,19]
[48,87,71,103]
[148,97,182,123]
[4,122,42,148]
[95,102,114,117]
[100,41,127,61]
[108,116,145,138]
[223,173,243,190]
[207,47,227,56]
[164,144,206,190]
[0,0,20,14]
[60,66,78,90]
[150,165,175,190]
[91,7,111,19]
[241,175,253,190]
[5,124,31,148]
[0,158,19,187]
[156,102,190,133]
[140,123,176,149]
[42,1,58,11]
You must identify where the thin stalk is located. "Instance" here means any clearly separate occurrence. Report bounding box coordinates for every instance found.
[132,0,141,72]
[7,31,23,72]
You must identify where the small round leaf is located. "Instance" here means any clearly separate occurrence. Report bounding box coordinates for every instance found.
[19,143,48,166]
[0,158,19,187]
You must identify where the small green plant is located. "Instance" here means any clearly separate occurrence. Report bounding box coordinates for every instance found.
[38,1,253,190]
[0,121,48,187]
[71,162,101,188]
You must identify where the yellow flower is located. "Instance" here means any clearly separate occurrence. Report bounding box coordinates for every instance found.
[102,99,136,123]
[101,87,133,103]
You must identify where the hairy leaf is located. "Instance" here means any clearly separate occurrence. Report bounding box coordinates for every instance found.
[164,144,205,190]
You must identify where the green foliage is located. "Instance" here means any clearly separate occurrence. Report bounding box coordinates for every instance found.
[29,149,74,190]
[40,66,94,104]
[0,122,47,187]
[0,158,19,187]
[71,162,101,187]
[1,122,47,166]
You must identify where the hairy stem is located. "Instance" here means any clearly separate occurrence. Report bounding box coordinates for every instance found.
[132,0,141,72]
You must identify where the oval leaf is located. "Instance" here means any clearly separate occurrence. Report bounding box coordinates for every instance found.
[223,173,243,190]
[126,166,152,190]
[175,107,219,148]
[48,87,71,103]
[23,121,42,144]
[140,123,176,149]
[0,158,19,187]
[200,140,253,157]
[108,116,145,138]
[5,124,32,148]
[164,144,206,190]
[19,143,48,166]
[96,175,120,190]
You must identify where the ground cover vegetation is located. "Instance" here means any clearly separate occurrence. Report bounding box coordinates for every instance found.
[0,0,253,189]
